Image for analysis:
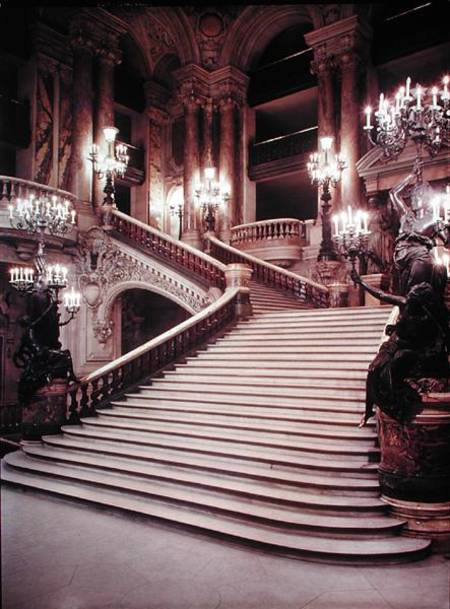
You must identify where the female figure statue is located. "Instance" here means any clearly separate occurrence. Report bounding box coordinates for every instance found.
[390,159,448,295]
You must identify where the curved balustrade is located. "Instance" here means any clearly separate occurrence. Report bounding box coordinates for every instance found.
[67,287,240,418]
[208,236,329,308]
[231,218,306,246]
[0,175,77,206]
[111,209,227,290]
[230,218,309,268]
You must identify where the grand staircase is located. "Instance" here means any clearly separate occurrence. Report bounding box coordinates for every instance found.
[2,288,431,563]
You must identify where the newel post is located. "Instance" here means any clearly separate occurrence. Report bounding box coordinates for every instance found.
[225,263,253,320]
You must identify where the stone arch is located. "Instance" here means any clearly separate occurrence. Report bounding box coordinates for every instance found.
[100,280,197,329]
[148,8,200,68]
[219,5,315,72]
[153,53,181,91]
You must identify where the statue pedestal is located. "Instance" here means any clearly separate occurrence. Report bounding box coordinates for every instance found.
[22,379,70,441]
[225,264,253,320]
[377,395,450,547]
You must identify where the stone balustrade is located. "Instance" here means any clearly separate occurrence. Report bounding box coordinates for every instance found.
[230,218,311,268]
[250,127,317,166]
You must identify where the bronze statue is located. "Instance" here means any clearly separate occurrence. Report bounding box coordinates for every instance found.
[13,284,77,404]
[390,159,448,295]
[353,269,449,427]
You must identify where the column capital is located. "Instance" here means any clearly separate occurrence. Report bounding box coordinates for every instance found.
[69,8,126,60]
[95,44,122,66]
[305,14,372,70]
[210,65,248,108]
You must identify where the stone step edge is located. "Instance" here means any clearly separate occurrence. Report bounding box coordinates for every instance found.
[110,401,373,428]
[84,417,375,457]
[104,408,375,441]
[22,446,388,517]
[62,425,379,476]
[42,435,380,495]
[1,459,430,564]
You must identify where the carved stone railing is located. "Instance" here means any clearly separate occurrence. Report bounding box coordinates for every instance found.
[250,127,318,166]
[0,175,77,207]
[230,218,309,268]
[208,236,329,308]
[110,209,227,290]
[67,287,241,419]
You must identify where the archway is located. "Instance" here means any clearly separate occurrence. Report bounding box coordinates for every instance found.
[119,288,189,354]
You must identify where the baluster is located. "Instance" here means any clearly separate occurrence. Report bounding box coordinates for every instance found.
[1,177,9,203]
[67,385,80,424]
[79,383,90,418]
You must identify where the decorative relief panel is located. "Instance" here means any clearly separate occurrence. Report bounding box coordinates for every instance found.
[76,227,209,343]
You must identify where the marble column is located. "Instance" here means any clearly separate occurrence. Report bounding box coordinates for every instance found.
[339,52,362,209]
[202,98,214,170]
[182,96,201,248]
[313,58,336,142]
[68,36,94,204]
[219,96,236,242]
[93,47,121,210]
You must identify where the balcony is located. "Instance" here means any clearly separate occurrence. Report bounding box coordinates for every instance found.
[230,218,313,268]
[248,127,317,182]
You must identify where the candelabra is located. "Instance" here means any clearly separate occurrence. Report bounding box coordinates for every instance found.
[89,126,129,207]
[194,166,230,233]
[364,74,450,160]
[333,206,371,277]
[169,201,184,241]
[307,136,346,261]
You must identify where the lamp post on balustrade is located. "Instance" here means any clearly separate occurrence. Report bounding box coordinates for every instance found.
[8,192,81,439]
[194,166,230,236]
[89,126,129,226]
[307,136,346,261]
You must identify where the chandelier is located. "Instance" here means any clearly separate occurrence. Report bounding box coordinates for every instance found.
[8,190,81,317]
[307,136,346,261]
[194,166,230,233]
[89,126,129,207]
[364,74,450,159]
[8,194,76,236]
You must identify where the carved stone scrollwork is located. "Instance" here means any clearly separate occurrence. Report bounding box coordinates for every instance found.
[76,226,209,344]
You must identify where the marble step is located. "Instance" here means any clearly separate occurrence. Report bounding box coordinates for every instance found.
[42,435,380,496]
[214,337,379,347]
[130,385,364,406]
[84,415,375,458]
[203,344,377,354]
[110,400,371,428]
[189,352,374,363]
[221,328,382,338]
[143,381,366,400]
[101,406,376,442]
[2,456,431,563]
[61,425,378,477]
[20,446,386,520]
[180,359,370,371]
[162,371,367,389]
[244,306,391,318]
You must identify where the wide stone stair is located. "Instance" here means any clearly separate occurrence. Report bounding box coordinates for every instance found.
[2,297,431,562]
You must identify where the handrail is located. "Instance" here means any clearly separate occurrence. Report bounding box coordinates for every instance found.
[68,287,241,419]
[111,209,227,289]
[0,175,77,202]
[207,236,329,308]
[232,217,304,231]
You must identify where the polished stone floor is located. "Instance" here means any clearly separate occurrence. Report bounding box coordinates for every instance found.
[2,486,449,609]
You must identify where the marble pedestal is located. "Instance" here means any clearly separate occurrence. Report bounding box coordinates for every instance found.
[377,396,450,547]
[22,379,70,441]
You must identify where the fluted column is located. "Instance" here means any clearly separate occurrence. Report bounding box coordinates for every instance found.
[93,46,121,210]
[68,33,94,203]
[182,95,201,248]
[202,97,214,169]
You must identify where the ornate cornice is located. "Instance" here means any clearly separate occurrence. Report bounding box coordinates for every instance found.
[305,14,372,72]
